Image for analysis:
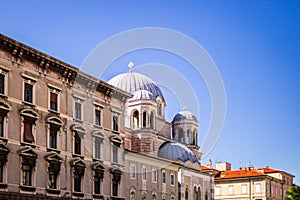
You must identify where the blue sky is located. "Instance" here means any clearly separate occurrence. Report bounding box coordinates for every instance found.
[1,1,299,183]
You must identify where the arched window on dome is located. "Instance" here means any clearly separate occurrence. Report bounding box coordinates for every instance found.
[150,112,155,129]
[132,111,139,129]
[192,129,197,145]
[157,102,162,116]
[142,111,147,128]
[178,128,184,143]
[187,130,191,144]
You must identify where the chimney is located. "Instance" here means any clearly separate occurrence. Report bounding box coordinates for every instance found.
[216,162,231,171]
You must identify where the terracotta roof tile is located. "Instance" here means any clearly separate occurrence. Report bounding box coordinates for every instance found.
[216,169,265,179]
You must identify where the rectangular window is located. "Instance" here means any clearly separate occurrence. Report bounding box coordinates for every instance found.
[113,116,119,131]
[112,145,118,163]
[112,180,118,196]
[95,109,101,126]
[24,83,33,103]
[94,175,101,194]
[49,128,57,149]
[74,173,81,192]
[24,122,34,143]
[94,139,101,159]
[215,186,221,196]
[50,92,58,111]
[0,74,4,94]
[0,116,3,137]
[152,169,157,182]
[162,171,166,184]
[74,133,81,155]
[255,183,261,193]
[228,185,234,195]
[170,174,175,185]
[130,165,136,179]
[48,172,57,189]
[74,102,82,120]
[142,167,147,180]
[242,184,247,194]
[0,164,3,182]
[271,186,274,194]
[22,164,32,186]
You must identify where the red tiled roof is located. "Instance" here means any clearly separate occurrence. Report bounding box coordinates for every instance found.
[216,169,265,179]
[200,165,220,175]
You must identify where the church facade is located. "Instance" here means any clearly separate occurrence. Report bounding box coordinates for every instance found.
[0,34,213,200]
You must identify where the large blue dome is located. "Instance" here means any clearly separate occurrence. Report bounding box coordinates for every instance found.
[108,72,164,101]
[158,142,198,163]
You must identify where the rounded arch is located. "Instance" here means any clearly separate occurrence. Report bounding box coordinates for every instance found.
[130,186,136,200]
[150,111,155,129]
[192,128,198,145]
[156,97,163,116]
[132,109,139,129]
[186,129,191,144]
[178,128,184,143]
[142,110,148,128]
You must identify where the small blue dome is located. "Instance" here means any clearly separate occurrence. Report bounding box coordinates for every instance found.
[173,110,198,122]
[158,142,198,163]
[108,72,164,101]
[130,90,156,101]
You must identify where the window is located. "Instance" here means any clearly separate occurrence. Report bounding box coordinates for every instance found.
[23,121,34,143]
[157,102,162,116]
[94,175,101,194]
[162,171,166,184]
[215,186,221,196]
[95,109,101,126]
[228,185,234,195]
[0,164,3,182]
[242,184,247,194]
[132,111,139,129]
[48,171,57,189]
[142,166,147,180]
[74,102,82,120]
[49,128,57,149]
[74,172,82,192]
[255,183,261,193]
[112,145,118,163]
[0,116,3,137]
[170,174,175,185]
[142,111,147,128]
[150,112,154,129]
[113,116,119,131]
[50,92,58,111]
[22,164,32,186]
[74,132,81,155]
[0,74,4,94]
[111,169,122,197]
[130,165,136,179]
[112,179,118,196]
[179,128,184,143]
[152,169,157,182]
[24,83,33,103]
[271,185,274,194]
[94,139,101,159]
[186,130,191,144]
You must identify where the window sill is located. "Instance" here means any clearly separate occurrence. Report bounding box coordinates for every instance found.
[22,101,35,108]
[0,94,7,99]
[73,119,83,124]
[20,185,36,192]
[93,124,103,129]
[47,188,61,194]
[0,137,8,143]
[111,196,125,200]
[73,192,84,197]
[21,142,36,148]
[47,147,61,154]
[93,194,104,199]
[48,109,60,115]
[112,130,120,134]
[93,158,104,163]
[0,182,8,188]
[72,153,84,159]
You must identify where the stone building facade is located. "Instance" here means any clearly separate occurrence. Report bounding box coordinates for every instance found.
[0,34,213,200]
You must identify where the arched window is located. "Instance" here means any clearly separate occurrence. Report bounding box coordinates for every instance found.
[133,110,139,129]
[187,130,191,144]
[150,112,154,129]
[192,129,197,145]
[130,191,135,200]
[179,128,184,143]
[198,187,201,200]
[194,186,198,200]
[157,101,162,116]
[143,111,147,128]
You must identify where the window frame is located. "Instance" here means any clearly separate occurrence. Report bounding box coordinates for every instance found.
[162,170,166,184]
[130,165,136,179]
[241,184,247,194]
[152,168,157,183]
[142,166,147,181]
[170,173,175,186]
[215,186,221,196]
[228,185,234,195]
[255,183,261,193]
